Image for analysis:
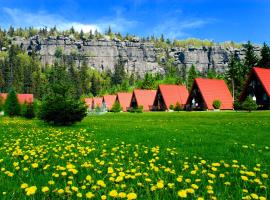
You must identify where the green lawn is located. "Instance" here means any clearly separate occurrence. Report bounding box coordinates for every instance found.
[80,111,270,164]
[0,111,269,199]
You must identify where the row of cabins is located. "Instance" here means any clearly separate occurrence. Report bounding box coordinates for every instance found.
[0,67,268,112]
[85,67,270,112]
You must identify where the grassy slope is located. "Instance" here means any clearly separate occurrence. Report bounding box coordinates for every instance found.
[76,111,270,164]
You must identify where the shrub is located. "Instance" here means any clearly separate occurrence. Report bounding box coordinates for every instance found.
[233,100,242,111]
[39,62,87,125]
[213,99,221,109]
[39,96,87,125]
[95,106,101,112]
[4,89,21,117]
[111,101,122,113]
[169,104,174,110]
[242,96,258,112]
[130,105,143,113]
[174,102,183,111]
[0,95,3,112]
[21,102,35,119]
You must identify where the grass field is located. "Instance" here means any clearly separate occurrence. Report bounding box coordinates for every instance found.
[0,112,269,199]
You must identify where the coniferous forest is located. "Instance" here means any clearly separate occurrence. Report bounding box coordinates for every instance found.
[0,27,270,101]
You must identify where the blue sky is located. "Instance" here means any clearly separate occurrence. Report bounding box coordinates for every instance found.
[0,0,269,43]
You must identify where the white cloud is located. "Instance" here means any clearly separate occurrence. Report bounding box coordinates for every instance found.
[2,7,137,33]
[153,18,211,39]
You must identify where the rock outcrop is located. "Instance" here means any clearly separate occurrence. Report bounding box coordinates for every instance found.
[11,36,261,76]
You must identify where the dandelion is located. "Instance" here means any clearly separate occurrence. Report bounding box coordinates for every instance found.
[41,186,49,193]
[86,192,95,199]
[127,192,137,200]
[31,163,38,168]
[109,190,118,198]
[178,190,187,198]
[21,183,28,189]
[25,186,37,196]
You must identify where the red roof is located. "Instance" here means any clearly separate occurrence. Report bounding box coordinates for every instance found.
[92,97,103,108]
[252,67,270,96]
[132,89,157,111]
[194,78,233,109]
[117,92,132,111]
[158,84,189,109]
[0,93,34,104]
[103,95,117,110]
[84,98,92,108]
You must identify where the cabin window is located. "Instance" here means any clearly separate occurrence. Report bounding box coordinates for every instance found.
[263,93,267,101]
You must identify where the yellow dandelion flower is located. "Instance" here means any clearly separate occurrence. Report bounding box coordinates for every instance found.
[21,183,28,189]
[250,193,259,199]
[118,192,126,198]
[57,189,64,194]
[127,192,137,200]
[25,186,37,196]
[109,190,118,198]
[86,192,95,199]
[77,193,83,198]
[101,195,107,200]
[31,163,38,168]
[178,190,187,198]
[41,186,49,193]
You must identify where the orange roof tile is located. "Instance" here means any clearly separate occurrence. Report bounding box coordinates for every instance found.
[84,98,93,108]
[0,93,34,104]
[103,95,117,110]
[193,78,233,110]
[92,97,103,108]
[117,92,132,112]
[132,89,157,111]
[253,67,270,96]
[158,84,189,109]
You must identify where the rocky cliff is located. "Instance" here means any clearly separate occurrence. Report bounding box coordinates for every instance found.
[12,36,261,76]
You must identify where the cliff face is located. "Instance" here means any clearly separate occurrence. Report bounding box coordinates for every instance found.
[12,36,260,76]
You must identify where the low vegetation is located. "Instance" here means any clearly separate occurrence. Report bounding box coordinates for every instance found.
[0,112,269,199]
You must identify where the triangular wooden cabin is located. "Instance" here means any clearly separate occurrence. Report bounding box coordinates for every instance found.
[239,67,270,109]
[186,78,233,110]
[0,93,34,104]
[116,92,132,112]
[153,84,189,111]
[130,89,157,111]
[103,95,117,111]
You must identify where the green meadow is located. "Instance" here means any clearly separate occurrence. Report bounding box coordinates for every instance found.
[0,112,269,199]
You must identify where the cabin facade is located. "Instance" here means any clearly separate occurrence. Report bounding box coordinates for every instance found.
[130,89,157,111]
[0,93,34,104]
[116,92,132,112]
[103,95,117,111]
[186,78,233,110]
[153,84,189,111]
[240,67,270,109]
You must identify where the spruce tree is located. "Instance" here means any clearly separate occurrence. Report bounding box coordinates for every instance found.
[258,43,270,68]
[243,41,258,75]
[39,61,87,125]
[187,64,198,90]
[4,89,21,117]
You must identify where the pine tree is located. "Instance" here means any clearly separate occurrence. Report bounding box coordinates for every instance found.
[258,42,270,68]
[4,88,21,117]
[39,61,87,125]
[243,41,258,75]
[112,57,126,85]
[187,64,198,90]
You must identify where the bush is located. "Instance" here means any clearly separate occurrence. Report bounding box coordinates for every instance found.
[39,96,87,125]
[169,104,174,110]
[130,105,143,113]
[233,100,242,111]
[95,106,101,112]
[242,96,258,112]
[21,102,35,119]
[111,101,122,113]
[0,96,3,112]
[212,99,221,109]
[174,102,183,111]
[4,89,21,117]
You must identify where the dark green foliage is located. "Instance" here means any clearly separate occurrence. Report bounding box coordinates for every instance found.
[130,105,143,113]
[226,52,245,99]
[212,99,221,109]
[243,41,258,75]
[242,96,258,112]
[258,43,270,68]
[4,89,21,117]
[174,102,183,111]
[141,73,156,89]
[233,100,242,111]
[111,101,122,113]
[0,96,3,111]
[39,62,87,125]
[112,57,126,85]
[169,104,174,110]
[187,64,198,90]
[21,102,35,119]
